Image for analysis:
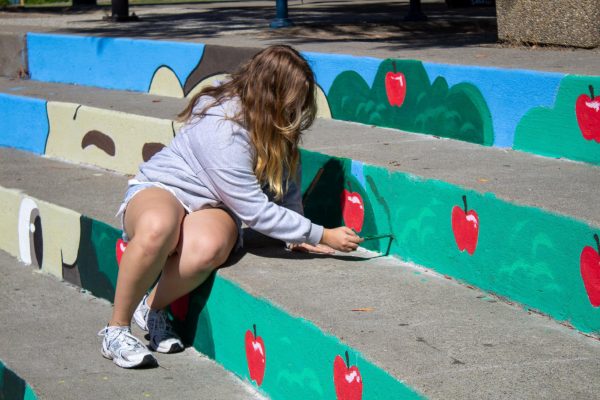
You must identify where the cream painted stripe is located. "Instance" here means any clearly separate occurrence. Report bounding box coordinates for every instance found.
[0,186,81,280]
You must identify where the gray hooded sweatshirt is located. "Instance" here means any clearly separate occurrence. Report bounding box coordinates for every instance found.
[132,96,324,246]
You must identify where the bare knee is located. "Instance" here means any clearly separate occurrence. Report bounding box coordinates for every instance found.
[180,237,231,277]
[132,215,181,257]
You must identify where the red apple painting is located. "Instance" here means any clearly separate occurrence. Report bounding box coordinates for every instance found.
[115,238,127,266]
[580,234,600,307]
[385,61,407,107]
[451,195,479,255]
[245,324,266,386]
[333,351,363,400]
[341,183,365,232]
[576,85,600,142]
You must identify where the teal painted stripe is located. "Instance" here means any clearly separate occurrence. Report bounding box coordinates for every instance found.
[0,359,38,400]
[185,276,423,399]
[27,33,204,93]
[75,217,424,399]
[300,149,600,335]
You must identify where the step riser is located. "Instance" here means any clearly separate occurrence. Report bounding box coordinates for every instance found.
[17,32,600,165]
[0,186,423,400]
[0,33,27,79]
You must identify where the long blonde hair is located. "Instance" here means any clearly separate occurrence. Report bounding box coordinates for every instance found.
[178,45,317,201]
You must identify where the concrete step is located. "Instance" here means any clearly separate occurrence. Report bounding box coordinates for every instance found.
[0,248,266,400]
[1,147,600,399]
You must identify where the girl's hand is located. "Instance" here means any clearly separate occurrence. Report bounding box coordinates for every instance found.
[320,227,363,253]
[288,243,336,254]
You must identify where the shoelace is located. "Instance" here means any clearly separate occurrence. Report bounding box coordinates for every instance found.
[98,327,145,351]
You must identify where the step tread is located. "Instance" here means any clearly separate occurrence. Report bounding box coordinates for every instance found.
[2,148,600,399]
[302,119,600,227]
[0,76,185,120]
[0,249,265,400]
[1,77,597,227]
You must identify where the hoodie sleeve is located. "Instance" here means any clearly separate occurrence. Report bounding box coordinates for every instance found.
[191,118,323,245]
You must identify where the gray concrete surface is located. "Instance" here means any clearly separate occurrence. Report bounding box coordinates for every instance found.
[496,0,600,48]
[302,119,600,226]
[0,0,598,75]
[0,32,27,78]
[0,249,266,400]
[0,77,186,119]
[2,148,600,399]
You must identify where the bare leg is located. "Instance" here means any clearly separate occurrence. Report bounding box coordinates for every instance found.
[109,187,185,327]
[146,207,238,310]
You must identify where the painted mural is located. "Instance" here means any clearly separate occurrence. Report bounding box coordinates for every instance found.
[0,186,423,399]
[327,59,494,145]
[0,360,37,400]
[22,33,600,166]
[514,75,600,165]
[3,31,600,398]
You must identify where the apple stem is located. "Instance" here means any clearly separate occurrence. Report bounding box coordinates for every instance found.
[594,234,600,255]
[347,180,352,192]
[345,350,350,366]
[590,85,595,100]
[253,324,257,338]
[462,195,468,213]
[392,61,397,73]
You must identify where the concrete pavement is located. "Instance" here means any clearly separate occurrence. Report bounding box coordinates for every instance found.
[0,248,266,400]
[0,0,598,75]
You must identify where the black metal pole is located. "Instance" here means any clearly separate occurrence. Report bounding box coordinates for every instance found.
[270,0,293,28]
[404,0,427,21]
[104,0,139,22]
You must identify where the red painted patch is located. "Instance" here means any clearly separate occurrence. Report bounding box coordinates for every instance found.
[580,236,600,307]
[451,197,479,255]
[341,189,365,232]
[576,87,600,142]
[170,293,190,321]
[245,326,266,386]
[115,238,127,266]
[333,353,363,400]
[385,69,406,107]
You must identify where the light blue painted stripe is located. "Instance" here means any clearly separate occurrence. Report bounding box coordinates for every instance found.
[0,93,48,154]
[423,62,564,148]
[302,51,381,94]
[27,33,204,93]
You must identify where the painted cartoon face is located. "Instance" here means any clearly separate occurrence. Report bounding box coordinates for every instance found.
[15,194,81,284]
[45,102,180,175]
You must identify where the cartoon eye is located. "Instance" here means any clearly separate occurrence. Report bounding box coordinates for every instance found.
[18,198,43,268]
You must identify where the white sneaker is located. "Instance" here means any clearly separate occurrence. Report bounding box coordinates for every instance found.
[147,309,184,354]
[98,325,157,369]
[133,294,150,332]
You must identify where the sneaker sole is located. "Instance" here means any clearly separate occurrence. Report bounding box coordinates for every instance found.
[150,341,184,354]
[101,347,157,369]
